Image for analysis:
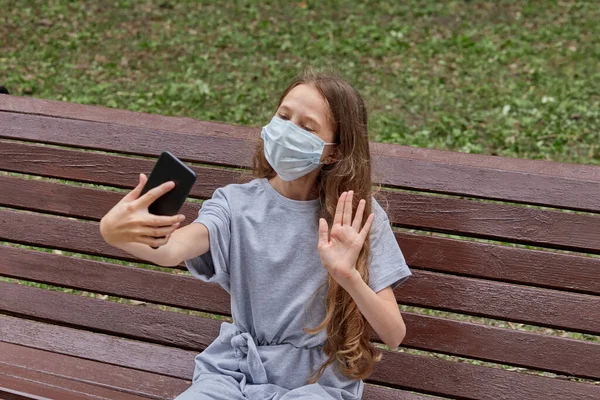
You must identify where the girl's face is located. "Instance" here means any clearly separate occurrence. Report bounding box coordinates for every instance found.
[276,84,338,164]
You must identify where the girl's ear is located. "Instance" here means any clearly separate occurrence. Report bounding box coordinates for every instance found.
[324,145,341,164]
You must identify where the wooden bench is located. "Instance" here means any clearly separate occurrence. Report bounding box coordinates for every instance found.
[1,95,599,400]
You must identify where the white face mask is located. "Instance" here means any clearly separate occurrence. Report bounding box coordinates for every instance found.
[261,116,336,181]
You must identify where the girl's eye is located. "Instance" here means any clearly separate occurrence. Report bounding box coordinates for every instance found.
[278,113,289,120]
[302,125,315,133]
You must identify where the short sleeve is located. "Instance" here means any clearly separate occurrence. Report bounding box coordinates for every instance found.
[368,198,412,293]
[184,187,231,293]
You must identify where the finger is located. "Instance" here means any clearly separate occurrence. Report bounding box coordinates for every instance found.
[135,181,176,209]
[352,199,366,231]
[358,213,375,241]
[144,214,186,227]
[139,234,170,248]
[143,223,180,238]
[333,192,346,226]
[123,173,148,202]
[342,190,353,226]
[318,218,329,247]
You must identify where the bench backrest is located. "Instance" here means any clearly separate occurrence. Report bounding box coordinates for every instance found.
[1,96,599,399]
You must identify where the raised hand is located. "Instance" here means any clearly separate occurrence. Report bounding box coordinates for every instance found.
[100,173,185,248]
[317,190,374,286]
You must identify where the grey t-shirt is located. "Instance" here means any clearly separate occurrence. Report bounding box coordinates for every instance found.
[185,177,412,349]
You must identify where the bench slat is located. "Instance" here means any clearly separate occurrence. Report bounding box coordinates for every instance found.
[370,351,600,400]
[0,374,85,400]
[1,341,190,400]
[0,276,598,379]
[2,212,599,332]
[0,139,239,199]
[0,318,431,400]
[398,233,600,295]
[3,173,600,295]
[0,364,146,400]
[3,113,600,212]
[3,96,599,183]
[3,171,600,255]
[401,270,600,335]
[2,315,597,400]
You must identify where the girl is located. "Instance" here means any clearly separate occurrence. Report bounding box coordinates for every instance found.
[100,70,412,400]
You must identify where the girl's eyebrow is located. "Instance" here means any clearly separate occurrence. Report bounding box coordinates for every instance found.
[278,104,322,130]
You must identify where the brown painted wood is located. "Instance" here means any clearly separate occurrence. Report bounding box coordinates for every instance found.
[0,140,244,200]
[401,313,600,380]
[383,189,600,254]
[0,373,98,400]
[1,273,598,379]
[0,95,259,140]
[0,245,231,316]
[0,112,255,169]
[0,282,221,354]
[368,351,600,400]
[397,233,600,296]
[4,171,600,255]
[2,211,599,332]
[400,270,600,335]
[0,341,190,400]
[372,152,600,213]
[362,385,437,400]
[3,95,599,182]
[0,208,154,264]
[0,364,145,400]
[3,112,600,212]
[0,174,201,224]
[3,315,598,400]
[0,387,49,400]
[3,172,600,295]
[0,335,425,400]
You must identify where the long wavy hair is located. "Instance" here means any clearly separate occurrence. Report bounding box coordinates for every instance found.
[247,69,381,381]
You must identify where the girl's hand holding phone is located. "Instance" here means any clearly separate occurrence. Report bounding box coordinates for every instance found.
[100,173,186,248]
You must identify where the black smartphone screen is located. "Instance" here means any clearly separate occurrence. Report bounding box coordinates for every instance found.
[140,151,197,216]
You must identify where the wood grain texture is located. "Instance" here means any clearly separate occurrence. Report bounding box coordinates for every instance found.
[400,270,600,334]
[0,374,84,400]
[397,233,600,295]
[0,341,190,400]
[2,112,600,211]
[0,139,244,199]
[1,275,598,379]
[0,318,428,400]
[0,387,49,400]
[369,351,600,400]
[2,211,599,332]
[3,172,600,295]
[0,282,222,355]
[383,189,600,253]
[3,316,598,400]
[3,96,599,182]
[3,170,600,254]
[0,364,145,400]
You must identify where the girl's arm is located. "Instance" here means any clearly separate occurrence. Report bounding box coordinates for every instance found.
[112,223,209,267]
[100,173,210,267]
[338,273,406,349]
[317,190,407,348]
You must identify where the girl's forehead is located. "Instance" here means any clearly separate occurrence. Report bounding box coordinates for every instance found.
[280,84,330,121]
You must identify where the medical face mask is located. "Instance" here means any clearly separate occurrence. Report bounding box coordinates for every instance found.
[261,116,336,181]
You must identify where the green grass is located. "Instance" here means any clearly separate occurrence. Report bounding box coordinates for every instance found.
[2,0,599,164]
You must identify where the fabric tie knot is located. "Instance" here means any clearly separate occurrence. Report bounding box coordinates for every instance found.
[230,331,268,384]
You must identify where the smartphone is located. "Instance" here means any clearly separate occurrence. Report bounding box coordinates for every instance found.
[140,151,197,247]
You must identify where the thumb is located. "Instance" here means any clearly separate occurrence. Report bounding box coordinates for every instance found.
[318,218,329,248]
[123,173,147,202]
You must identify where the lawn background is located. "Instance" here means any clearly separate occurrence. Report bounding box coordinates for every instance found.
[2,0,599,164]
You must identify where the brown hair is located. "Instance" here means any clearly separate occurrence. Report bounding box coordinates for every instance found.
[248,69,381,381]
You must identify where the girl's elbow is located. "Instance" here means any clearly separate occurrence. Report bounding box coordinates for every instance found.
[386,325,406,349]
